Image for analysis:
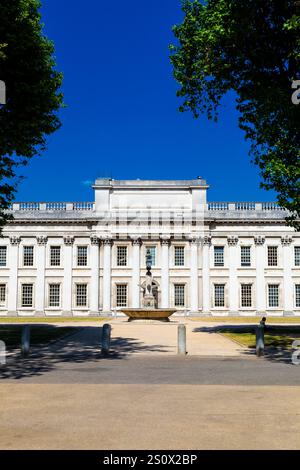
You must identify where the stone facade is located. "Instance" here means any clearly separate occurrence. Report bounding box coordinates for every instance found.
[0,178,299,317]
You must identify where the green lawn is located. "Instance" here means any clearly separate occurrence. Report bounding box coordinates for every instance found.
[190,316,300,324]
[0,325,77,347]
[223,331,300,349]
[0,317,108,324]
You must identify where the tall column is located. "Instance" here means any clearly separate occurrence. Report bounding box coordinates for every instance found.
[102,238,113,313]
[35,236,48,315]
[190,237,200,313]
[255,236,266,314]
[62,236,74,315]
[90,235,101,315]
[202,235,211,314]
[131,237,142,308]
[160,237,170,308]
[228,236,239,314]
[282,235,293,315]
[8,236,21,316]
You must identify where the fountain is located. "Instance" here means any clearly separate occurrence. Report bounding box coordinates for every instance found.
[121,255,177,322]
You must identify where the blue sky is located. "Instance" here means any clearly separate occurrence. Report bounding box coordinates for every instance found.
[16,0,276,203]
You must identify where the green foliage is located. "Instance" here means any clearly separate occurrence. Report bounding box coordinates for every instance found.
[171,0,300,228]
[0,0,63,229]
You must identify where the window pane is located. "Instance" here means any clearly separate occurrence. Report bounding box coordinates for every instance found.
[77,246,88,266]
[214,247,224,267]
[146,247,156,266]
[49,284,60,307]
[23,246,34,266]
[174,247,185,266]
[0,246,7,267]
[22,284,33,307]
[295,285,300,308]
[76,284,87,307]
[116,285,127,307]
[174,284,185,307]
[0,284,6,306]
[50,246,61,267]
[295,247,300,267]
[268,246,278,267]
[241,284,252,307]
[268,284,279,307]
[241,246,251,267]
[117,246,127,266]
[214,284,225,307]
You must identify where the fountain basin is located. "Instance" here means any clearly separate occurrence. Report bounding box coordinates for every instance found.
[121,308,177,322]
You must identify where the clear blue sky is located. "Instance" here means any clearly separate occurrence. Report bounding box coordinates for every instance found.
[16,0,276,203]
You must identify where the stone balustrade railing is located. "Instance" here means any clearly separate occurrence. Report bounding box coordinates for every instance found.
[7,201,285,212]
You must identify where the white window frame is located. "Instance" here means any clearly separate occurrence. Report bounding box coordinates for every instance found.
[268,284,280,308]
[267,246,278,267]
[23,246,34,267]
[241,246,251,267]
[0,246,7,267]
[174,284,185,308]
[214,246,224,267]
[145,246,156,267]
[76,246,88,267]
[48,283,61,308]
[116,284,128,307]
[174,246,185,267]
[0,283,7,307]
[50,246,61,267]
[75,283,88,308]
[240,283,253,308]
[214,284,225,308]
[295,247,300,267]
[116,246,128,267]
[295,284,300,309]
[21,283,34,308]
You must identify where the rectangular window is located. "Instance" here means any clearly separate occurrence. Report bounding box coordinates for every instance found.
[146,246,156,267]
[23,246,34,267]
[268,284,279,308]
[241,284,252,308]
[0,246,7,267]
[241,246,251,267]
[22,284,33,307]
[0,284,6,307]
[117,246,127,267]
[214,246,224,267]
[174,284,185,307]
[174,246,185,266]
[295,247,300,267]
[116,284,127,307]
[214,284,225,307]
[50,246,61,267]
[295,285,300,308]
[76,284,87,307]
[49,284,60,308]
[268,246,278,267]
[77,246,88,267]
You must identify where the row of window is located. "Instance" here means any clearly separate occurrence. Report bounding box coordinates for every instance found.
[1,283,299,310]
[1,245,300,269]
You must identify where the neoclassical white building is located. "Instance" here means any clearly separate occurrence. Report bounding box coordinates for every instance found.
[0,178,299,317]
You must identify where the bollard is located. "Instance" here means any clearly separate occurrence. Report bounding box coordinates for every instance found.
[0,340,6,365]
[256,324,265,357]
[101,324,112,355]
[21,325,31,358]
[178,324,187,356]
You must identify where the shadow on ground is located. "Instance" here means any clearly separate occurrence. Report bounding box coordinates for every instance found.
[0,326,171,380]
[192,325,298,364]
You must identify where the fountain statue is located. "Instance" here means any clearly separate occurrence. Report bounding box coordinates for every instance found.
[121,254,176,322]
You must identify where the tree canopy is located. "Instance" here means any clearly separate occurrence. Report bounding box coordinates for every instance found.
[0,0,63,229]
[171,0,300,227]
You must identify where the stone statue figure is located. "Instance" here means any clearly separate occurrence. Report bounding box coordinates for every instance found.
[143,256,156,308]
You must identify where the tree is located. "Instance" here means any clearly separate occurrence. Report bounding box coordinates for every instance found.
[0,0,63,229]
[171,0,300,228]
